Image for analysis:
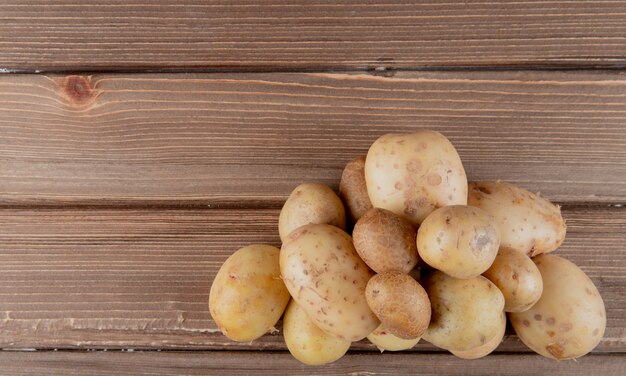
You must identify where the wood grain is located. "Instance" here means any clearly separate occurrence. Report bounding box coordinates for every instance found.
[1,1,626,71]
[2,71,626,207]
[0,205,622,351]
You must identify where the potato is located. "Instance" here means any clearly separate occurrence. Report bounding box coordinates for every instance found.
[209,244,290,342]
[417,205,500,279]
[365,271,431,339]
[280,224,379,341]
[339,156,373,224]
[353,208,419,274]
[509,254,606,360]
[483,247,543,312]
[450,312,506,359]
[367,323,420,352]
[283,300,351,365]
[279,183,346,242]
[364,131,467,225]
[423,272,505,351]
[468,181,566,256]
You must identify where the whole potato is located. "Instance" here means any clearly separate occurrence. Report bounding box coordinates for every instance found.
[367,323,420,352]
[423,272,505,351]
[483,247,543,312]
[365,271,431,339]
[468,181,566,256]
[278,183,346,242]
[209,244,290,342]
[417,205,500,279]
[509,254,606,360]
[283,300,351,365]
[280,224,379,341]
[339,156,373,224]
[353,208,419,274]
[365,131,467,225]
[450,312,506,359]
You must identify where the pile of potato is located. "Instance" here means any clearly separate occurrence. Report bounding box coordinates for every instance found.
[209,130,606,365]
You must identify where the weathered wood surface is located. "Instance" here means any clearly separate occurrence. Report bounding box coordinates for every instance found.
[1,1,626,71]
[2,71,625,207]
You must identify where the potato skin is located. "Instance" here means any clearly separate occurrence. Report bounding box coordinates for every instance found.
[280,224,379,341]
[468,181,566,256]
[451,312,506,359]
[423,272,505,351]
[209,244,290,342]
[364,131,467,225]
[365,271,431,339]
[483,247,543,312]
[279,183,346,242]
[353,208,419,274]
[367,323,420,352]
[509,254,606,360]
[339,157,373,224]
[283,300,351,365]
[417,205,500,279]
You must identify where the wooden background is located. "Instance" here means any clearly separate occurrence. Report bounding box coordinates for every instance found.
[0,1,624,374]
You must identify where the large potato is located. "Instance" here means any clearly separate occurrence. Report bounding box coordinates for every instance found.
[365,271,431,339]
[468,181,566,256]
[423,272,505,351]
[279,183,346,242]
[417,205,500,279]
[509,254,606,360]
[483,247,543,312]
[280,224,379,341]
[451,312,506,359]
[209,244,290,342]
[353,208,419,274]
[283,300,351,365]
[339,156,373,224]
[365,131,467,225]
[367,323,420,352]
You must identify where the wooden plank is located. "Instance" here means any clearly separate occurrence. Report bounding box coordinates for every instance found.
[0,205,622,351]
[1,1,626,70]
[1,71,626,206]
[0,351,623,375]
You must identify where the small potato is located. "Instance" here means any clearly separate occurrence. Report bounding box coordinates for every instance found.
[279,183,346,242]
[468,181,566,256]
[423,272,505,351]
[417,205,500,279]
[339,156,373,224]
[353,208,419,274]
[209,244,290,342]
[450,312,506,359]
[509,254,606,360]
[483,247,543,312]
[280,224,379,341]
[365,130,468,225]
[367,323,420,352]
[365,271,431,339]
[283,300,351,365]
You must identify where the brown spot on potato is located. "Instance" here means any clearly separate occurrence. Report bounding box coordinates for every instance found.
[395,182,403,190]
[512,272,519,281]
[534,314,542,321]
[547,330,556,337]
[546,343,565,359]
[427,174,442,186]
[546,317,556,326]
[522,320,530,327]
[406,159,423,173]
[476,186,491,195]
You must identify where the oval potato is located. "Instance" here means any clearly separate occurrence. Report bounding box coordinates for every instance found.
[339,156,373,224]
[209,244,290,342]
[451,312,506,359]
[367,323,420,352]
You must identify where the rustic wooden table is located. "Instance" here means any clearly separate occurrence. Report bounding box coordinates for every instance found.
[0,1,624,374]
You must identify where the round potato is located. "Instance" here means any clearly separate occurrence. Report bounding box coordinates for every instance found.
[364,130,467,225]
[283,300,351,365]
[451,312,506,359]
[278,183,346,242]
[367,323,420,352]
[353,208,419,274]
[509,254,606,360]
[209,244,290,342]
[280,224,379,341]
[365,271,431,339]
[423,272,505,351]
[468,181,566,256]
[417,205,500,279]
[483,247,543,312]
[339,156,373,224]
